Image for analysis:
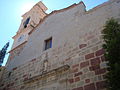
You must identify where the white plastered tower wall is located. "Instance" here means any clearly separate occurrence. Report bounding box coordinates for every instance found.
[6,1,47,67]
[12,1,47,50]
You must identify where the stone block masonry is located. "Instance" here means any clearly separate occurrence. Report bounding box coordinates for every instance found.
[1,0,120,90]
[0,30,107,90]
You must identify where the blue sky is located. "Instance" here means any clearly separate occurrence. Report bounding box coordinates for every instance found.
[0,0,108,66]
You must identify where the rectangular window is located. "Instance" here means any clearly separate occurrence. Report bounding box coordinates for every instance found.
[44,37,52,50]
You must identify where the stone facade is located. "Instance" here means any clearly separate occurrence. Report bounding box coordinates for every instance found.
[0,0,120,90]
[0,67,5,81]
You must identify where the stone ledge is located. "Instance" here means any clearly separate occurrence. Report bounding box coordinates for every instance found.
[24,65,70,84]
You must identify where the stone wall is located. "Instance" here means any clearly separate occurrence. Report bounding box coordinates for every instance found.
[0,35,107,90]
[0,0,120,90]
[7,0,120,70]
[0,67,5,81]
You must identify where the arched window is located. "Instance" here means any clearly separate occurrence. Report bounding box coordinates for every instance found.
[23,17,30,28]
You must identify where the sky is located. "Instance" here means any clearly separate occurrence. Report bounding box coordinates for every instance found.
[0,0,108,66]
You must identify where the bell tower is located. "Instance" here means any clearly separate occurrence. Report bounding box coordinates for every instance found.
[6,1,47,65]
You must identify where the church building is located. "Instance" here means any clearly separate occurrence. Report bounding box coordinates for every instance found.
[0,0,120,90]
